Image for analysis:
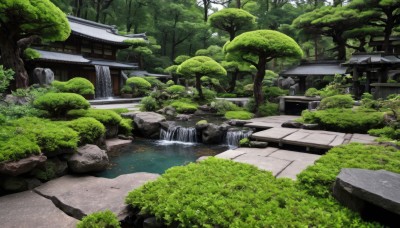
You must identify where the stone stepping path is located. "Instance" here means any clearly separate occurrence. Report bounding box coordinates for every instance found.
[251,128,377,150]
[0,173,159,227]
[244,115,299,129]
[216,147,321,180]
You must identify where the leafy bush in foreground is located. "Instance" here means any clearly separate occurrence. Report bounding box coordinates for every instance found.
[319,95,354,110]
[68,109,122,126]
[126,158,375,227]
[34,93,89,118]
[52,77,95,95]
[63,117,105,145]
[77,210,120,228]
[140,96,159,111]
[119,118,133,136]
[225,111,254,120]
[298,143,400,198]
[301,108,384,133]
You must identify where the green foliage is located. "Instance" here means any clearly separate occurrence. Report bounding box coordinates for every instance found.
[225,111,254,120]
[196,120,208,125]
[67,109,122,126]
[258,103,279,117]
[63,117,105,145]
[0,104,44,120]
[126,157,374,227]
[31,160,57,181]
[210,100,241,115]
[0,65,14,93]
[361,93,373,100]
[301,109,384,133]
[298,143,400,198]
[165,85,186,97]
[104,108,129,114]
[140,96,159,111]
[23,48,41,60]
[193,88,217,102]
[174,55,191,64]
[305,88,320,97]
[143,77,165,89]
[177,56,227,79]
[120,85,133,94]
[319,95,354,110]
[52,77,95,95]
[170,100,198,114]
[34,93,90,118]
[166,80,175,86]
[126,77,152,96]
[239,138,250,147]
[0,132,41,163]
[123,38,148,46]
[264,86,288,102]
[77,210,121,228]
[369,127,400,140]
[217,93,237,98]
[119,118,133,136]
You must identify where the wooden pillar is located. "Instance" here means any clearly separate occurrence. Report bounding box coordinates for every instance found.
[365,71,371,93]
[299,76,306,94]
[352,68,360,99]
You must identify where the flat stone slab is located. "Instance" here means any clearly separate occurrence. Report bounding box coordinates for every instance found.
[244,122,282,129]
[245,115,298,129]
[0,191,77,228]
[333,169,400,215]
[217,147,321,180]
[350,134,377,144]
[105,138,132,152]
[251,128,299,142]
[34,173,160,220]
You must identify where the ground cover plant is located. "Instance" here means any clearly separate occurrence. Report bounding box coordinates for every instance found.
[62,117,105,145]
[225,110,254,120]
[298,143,400,198]
[319,95,354,109]
[126,157,377,227]
[77,210,121,228]
[169,99,198,114]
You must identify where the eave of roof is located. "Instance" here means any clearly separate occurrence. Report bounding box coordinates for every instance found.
[343,53,400,66]
[280,63,347,76]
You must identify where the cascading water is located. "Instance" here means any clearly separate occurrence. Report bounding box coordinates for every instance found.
[225,130,253,148]
[95,65,112,98]
[160,126,198,143]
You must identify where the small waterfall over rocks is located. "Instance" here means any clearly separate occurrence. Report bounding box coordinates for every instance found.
[160,126,198,143]
[225,129,253,148]
[95,65,112,98]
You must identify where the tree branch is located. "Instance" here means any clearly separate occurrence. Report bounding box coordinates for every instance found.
[17,35,41,50]
[241,55,257,67]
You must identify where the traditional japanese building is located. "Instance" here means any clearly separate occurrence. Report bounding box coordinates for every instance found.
[28,16,146,98]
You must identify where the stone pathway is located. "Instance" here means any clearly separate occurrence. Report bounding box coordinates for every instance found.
[91,103,140,111]
[251,128,377,150]
[216,147,321,180]
[244,115,299,129]
[0,173,159,227]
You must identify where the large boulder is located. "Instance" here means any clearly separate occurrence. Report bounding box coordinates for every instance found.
[0,191,78,228]
[0,177,42,192]
[133,112,166,139]
[67,144,108,173]
[0,155,47,176]
[34,173,160,220]
[333,168,400,226]
[202,123,229,144]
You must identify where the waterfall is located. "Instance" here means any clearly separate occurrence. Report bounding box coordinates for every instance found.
[160,126,198,143]
[95,65,112,98]
[225,130,253,148]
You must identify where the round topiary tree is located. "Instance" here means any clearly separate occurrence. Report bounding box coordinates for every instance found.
[177,56,226,100]
[52,77,95,95]
[225,30,303,114]
[126,77,151,97]
[34,93,90,118]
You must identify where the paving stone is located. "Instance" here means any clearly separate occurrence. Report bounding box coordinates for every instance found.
[240,147,280,157]
[244,122,282,129]
[276,161,315,180]
[0,191,77,228]
[215,150,246,160]
[350,134,377,144]
[251,128,299,142]
[34,173,160,220]
[269,149,321,162]
[233,154,291,176]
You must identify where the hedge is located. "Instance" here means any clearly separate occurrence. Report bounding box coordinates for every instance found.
[68,109,122,126]
[34,93,90,118]
[126,157,376,227]
[297,143,400,198]
[301,108,384,133]
[225,111,254,120]
[52,77,95,95]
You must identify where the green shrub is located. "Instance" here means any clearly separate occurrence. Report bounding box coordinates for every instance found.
[301,108,384,133]
[140,96,159,111]
[52,77,95,95]
[165,85,186,97]
[166,80,175,86]
[210,100,241,115]
[305,88,320,97]
[126,77,151,96]
[368,126,400,140]
[361,92,373,100]
[239,138,250,147]
[126,157,375,227]
[319,95,354,110]
[258,102,279,117]
[194,88,216,102]
[64,117,105,145]
[298,143,400,198]
[144,77,165,89]
[225,111,254,120]
[264,86,288,101]
[0,104,45,120]
[120,85,133,94]
[23,48,41,60]
[119,118,133,136]
[77,210,121,228]
[217,93,237,98]
[0,65,14,93]
[34,93,90,118]
[104,108,129,114]
[0,133,41,162]
[67,109,122,126]
[170,101,198,114]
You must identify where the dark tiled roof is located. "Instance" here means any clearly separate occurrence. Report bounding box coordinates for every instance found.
[343,53,400,66]
[35,50,90,64]
[68,16,146,46]
[280,63,347,76]
[91,60,138,69]
[129,70,172,78]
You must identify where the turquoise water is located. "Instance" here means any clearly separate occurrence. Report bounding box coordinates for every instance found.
[96,139,229,178]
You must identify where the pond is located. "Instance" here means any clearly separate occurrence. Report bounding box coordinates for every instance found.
[96,138,229,178]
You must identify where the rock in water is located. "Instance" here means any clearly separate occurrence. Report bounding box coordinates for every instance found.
[34,173,160,220]
[0,191,77,228]
[133,112,166,139]
[333,168,400,226]
[68,144,108,173]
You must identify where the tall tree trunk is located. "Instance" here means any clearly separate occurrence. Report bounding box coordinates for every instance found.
[236,0,241,8]
[253,56,267,115]
[196,74,204,100]
[383,15,394,54]
[95,1,101,22]
[228,68,239,92]
[314,35,318,61]
[203,0,209,22]
[334,36,347,61]
[229,31,236,41]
